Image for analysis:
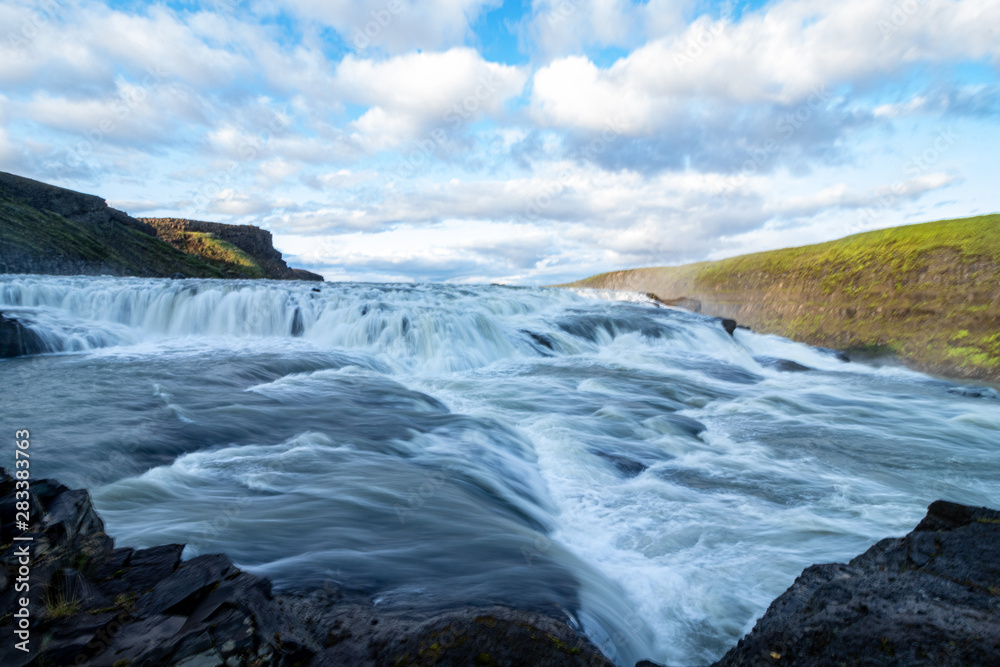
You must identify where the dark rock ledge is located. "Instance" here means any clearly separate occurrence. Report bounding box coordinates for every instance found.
[0,468,613,667]
[711,499,1000,667]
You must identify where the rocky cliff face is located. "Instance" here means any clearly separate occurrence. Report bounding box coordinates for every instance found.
[0,172,156,237]
[140,217,323,281]
[0,171,323,281]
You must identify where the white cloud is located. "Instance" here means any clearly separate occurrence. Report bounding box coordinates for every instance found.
[335,48,528,150]
[531,0,1000,132]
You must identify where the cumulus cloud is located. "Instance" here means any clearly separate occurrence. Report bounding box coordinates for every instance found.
[1,0,997,285]
[531,0,1000,125]
[335,48,529,151]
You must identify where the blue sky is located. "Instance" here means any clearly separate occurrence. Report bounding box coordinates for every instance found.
[1,0,999,283]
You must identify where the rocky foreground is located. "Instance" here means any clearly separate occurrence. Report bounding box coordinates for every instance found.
[0,469,612,667]
[2,468,998,667]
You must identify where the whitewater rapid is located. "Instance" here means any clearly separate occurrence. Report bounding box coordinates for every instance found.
[2,275,998,666]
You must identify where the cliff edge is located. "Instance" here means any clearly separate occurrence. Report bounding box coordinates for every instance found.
[140,217,323,281]
[0,172,323,281]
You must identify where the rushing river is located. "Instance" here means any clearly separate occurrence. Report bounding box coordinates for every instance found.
[1,275,998,666]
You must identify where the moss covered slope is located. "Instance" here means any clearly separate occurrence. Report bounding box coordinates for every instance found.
[0,172,323,280]
[147,228,268,279]
[565,215,1000,382]
[0,191,226,278]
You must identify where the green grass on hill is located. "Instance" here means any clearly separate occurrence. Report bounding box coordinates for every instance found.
[567,215,1000,382]
[172,232,267,279]
[0,194,226,278]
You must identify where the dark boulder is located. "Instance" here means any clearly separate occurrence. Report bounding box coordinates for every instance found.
[719,318,738,336]
[712,500,1000,667]
[754,356,812,372]
[294,601,616,667]
[0,313,46,358]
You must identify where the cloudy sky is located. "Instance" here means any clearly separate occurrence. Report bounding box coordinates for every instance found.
[2,0,999,283]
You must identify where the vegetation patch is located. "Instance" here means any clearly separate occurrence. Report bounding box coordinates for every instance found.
[564,215,1000,383]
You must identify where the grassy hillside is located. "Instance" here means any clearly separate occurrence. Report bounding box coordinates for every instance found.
[566,215,1000,382]
[0,192,226,278]
[149,228,268,279]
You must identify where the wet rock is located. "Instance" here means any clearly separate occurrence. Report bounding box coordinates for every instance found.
[719,318,738,336]
[754,356,812,372]
[946,385,999,400]
[594,451,649,477]
[296,603,616,667]
[523,329,556,354]
[712,500,1000,667]
[170,272,186,279]
[0,312,47,358]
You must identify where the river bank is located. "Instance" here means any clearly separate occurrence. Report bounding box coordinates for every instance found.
[564,215,1000,384]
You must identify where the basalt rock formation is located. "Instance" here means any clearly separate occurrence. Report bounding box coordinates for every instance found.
[0,172,156,237]
[0,468,611,667]
[712,500,1000,667]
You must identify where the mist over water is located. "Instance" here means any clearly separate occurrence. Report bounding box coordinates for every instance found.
[2,275,998,666]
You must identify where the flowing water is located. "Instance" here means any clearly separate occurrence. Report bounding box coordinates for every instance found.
[2,275,998,666]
